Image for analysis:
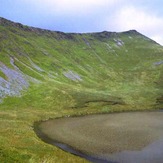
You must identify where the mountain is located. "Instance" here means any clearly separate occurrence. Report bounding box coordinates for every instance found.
[0,17,163,162]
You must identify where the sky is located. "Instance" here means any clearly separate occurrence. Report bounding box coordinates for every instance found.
[0,0,163,45]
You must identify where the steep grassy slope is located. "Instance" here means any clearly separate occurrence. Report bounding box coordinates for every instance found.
[0,17,163,162]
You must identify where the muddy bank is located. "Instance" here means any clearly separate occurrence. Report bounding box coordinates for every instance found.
[35,111,163,163]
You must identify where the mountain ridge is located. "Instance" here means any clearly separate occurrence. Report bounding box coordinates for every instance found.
[0,17,162,103]
[0,17,146,37]
[0,17,163,163]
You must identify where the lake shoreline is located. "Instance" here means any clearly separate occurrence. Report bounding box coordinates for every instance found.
[34,121,113,163]
[34,109,163,163]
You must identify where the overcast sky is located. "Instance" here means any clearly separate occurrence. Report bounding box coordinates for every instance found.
[0,0,163,45]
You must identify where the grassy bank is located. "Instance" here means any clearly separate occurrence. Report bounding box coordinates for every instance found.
[0,80,162,163]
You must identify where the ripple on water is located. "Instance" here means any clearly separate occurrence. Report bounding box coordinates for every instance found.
[36,111,163,163]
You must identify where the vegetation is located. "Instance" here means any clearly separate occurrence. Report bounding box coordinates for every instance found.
[0,70,8,80]
[0,17,163,162]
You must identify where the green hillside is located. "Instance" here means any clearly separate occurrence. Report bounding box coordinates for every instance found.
[0,17,163,162]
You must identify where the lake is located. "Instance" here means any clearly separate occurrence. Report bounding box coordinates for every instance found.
[35,111,163,163]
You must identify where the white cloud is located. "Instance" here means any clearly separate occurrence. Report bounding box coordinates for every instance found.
[113,6,162,32]
[109,6,163,45]
[24,0,121,15]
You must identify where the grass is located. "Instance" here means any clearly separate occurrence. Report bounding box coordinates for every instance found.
[0,18,163,162]
[0,83,118,163]
[14,59,45,81]
[0,70,8,80]
[0,80,161,163]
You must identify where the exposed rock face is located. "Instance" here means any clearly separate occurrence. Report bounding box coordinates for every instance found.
[0,60,28,99]
[63,70,82,81]
[0,58,38,101]
[154,61,163,66]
